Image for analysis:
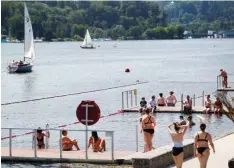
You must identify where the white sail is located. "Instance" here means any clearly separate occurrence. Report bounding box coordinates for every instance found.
[82,29,93,47]
[24,3,35,63]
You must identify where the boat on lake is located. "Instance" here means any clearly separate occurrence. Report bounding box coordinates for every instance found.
[7,3,35,73]
[80,29,95,49]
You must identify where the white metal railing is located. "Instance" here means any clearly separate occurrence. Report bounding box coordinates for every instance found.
[121,89,137,109]
[1,128,114,160]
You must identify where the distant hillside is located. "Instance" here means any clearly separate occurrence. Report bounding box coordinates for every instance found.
[1,1,234,41]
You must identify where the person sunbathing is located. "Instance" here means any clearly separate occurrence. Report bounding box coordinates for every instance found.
[88,131,106,152]
[62,130,80,151]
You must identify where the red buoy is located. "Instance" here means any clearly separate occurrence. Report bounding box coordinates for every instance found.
[125,68,130,73]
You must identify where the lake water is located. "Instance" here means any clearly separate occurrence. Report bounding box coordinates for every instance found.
[1,39,234,167]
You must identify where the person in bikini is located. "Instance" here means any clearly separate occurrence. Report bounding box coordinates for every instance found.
[184,95,192,114]
[194,123,215,168]
[166,91,177,106]
[36,128,49,149]
[88,131,106,152]
[62,130,80,151]
[214,97,223,115]
[157,93,166,106]
[219,69,228,88]
[204,95,212,114]
[141,108,156,152]
[168,122,189,168]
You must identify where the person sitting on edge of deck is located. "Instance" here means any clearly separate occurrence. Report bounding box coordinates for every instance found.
[88,131,106,152]
[184,95,192,114]
[140,97,147,108]
[157,93,166,106]
[166,91,177,107]
[149,95,157,112]
[214,97,223,114]
[62,130,80,151]
[187,115,196,127]
[36,128,49,149]
[204,95,212,114]
[179,116,187,125]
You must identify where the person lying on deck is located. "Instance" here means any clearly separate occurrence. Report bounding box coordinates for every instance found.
[62,130,80,151]
[88,131,106,152]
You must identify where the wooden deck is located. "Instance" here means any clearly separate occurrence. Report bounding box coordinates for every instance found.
[123,106,208,113]
[1,147,135,164]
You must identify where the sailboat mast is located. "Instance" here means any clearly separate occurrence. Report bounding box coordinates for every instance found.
[24,2,26,61]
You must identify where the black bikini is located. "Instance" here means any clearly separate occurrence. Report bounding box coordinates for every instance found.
[143,116,154,134]
[37,136,45,149]
[197,133,209,155]
[172,147,184,156]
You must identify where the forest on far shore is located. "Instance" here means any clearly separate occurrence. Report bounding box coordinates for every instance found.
[1,1,234,41]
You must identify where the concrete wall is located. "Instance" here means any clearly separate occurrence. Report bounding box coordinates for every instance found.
[132,139,194,168]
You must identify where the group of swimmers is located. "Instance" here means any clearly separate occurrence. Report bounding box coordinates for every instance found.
[36,129,106,152]
[139,109,215,168]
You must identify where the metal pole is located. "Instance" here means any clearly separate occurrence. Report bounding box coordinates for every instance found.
[135,89,137,106]
[126,91,129,108]
[181,94,183,111]
[136,124,138,152]
[60,130,62,158]
[111,132,114,160]
[85,105,88,160]
[193,94,195,107]
[9,128,12,157]
[34,129,37,158]
[45,124,49,149]
[202,91,205,107]
[122,92,124,109]
[32,133,34,149]
[131,90,133,107]
[217,76,218,89]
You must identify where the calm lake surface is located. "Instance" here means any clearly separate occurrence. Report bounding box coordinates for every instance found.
[1,39,234,167]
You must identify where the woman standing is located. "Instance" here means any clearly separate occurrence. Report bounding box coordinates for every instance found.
[141,108,156,152]
[36,128,49,149]
[168,122,188,168]
[194,124,215,168]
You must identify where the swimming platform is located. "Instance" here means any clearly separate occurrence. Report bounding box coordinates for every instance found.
[123,106,210,113]
[2,132,234,168]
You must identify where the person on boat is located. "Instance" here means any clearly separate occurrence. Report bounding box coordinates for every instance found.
[184,95,192,114]
[88,131,106,152]
[179,116,187,125]
[168,122,189,168]
[149,95,157,112]
[166,91,177,106]
[194,123,215,168]
[219,69,228,88]
[140,97,147,108]
[204,95,212,114]
[62,130,80,151]
[141,108,156,152]
[187,115,196,127]
[36,128,49,149]
[214,97,223,114]
[157,93,166,106]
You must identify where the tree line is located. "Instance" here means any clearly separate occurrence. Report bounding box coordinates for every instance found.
[1,1,234,41]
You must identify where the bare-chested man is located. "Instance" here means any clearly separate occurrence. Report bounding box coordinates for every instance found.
[219,69,228,88]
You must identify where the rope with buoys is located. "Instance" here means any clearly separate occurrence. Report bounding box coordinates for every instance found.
[1,81,148,106]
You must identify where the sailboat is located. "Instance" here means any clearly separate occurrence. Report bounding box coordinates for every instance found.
[80,29,95,49]
[7,3,35,73]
